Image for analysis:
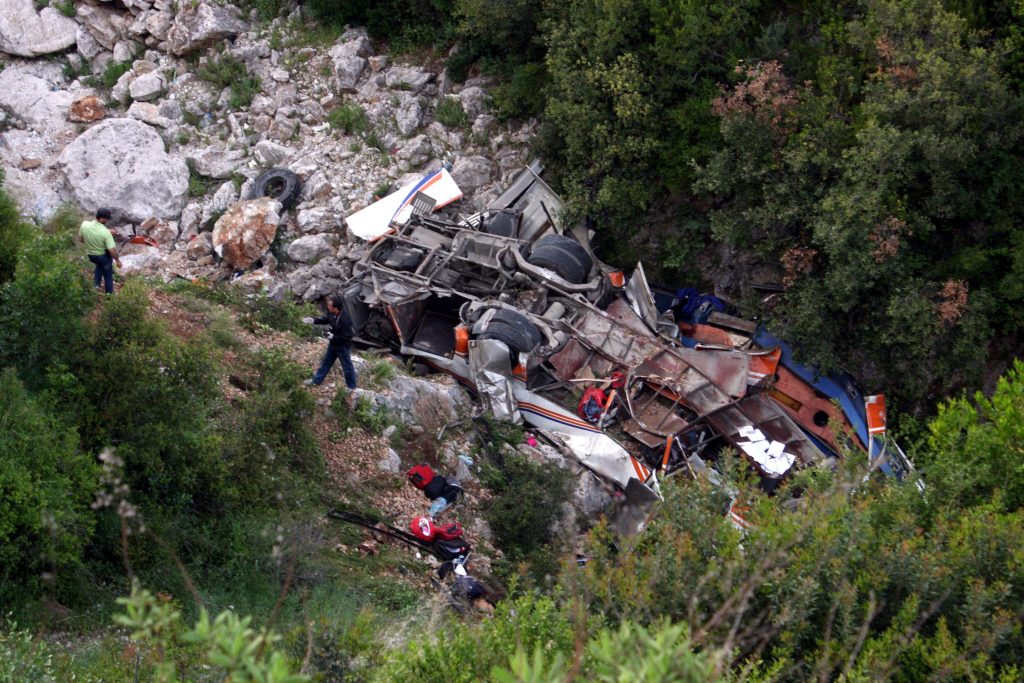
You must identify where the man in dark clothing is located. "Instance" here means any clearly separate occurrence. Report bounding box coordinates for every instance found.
[303,295,357,389]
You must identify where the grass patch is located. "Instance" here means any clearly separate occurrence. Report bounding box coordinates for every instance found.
[84,61,132,89]
[327,103,368,135]
[365,358,397,389]
[196,53,261,110]
[436,98,470,129]
[239,294,319,338]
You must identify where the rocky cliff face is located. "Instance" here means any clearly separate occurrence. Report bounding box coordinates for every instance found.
[0,1,536,294]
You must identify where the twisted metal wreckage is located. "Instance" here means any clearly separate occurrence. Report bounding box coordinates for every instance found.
[336,162,917,534]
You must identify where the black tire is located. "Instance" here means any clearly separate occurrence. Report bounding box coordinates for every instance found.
[527,235,592,284]
[251,168,301,210]
[478,309,542,355]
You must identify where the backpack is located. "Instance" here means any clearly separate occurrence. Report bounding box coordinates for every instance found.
[432,537,471,562]
[577,386,607,423]
[407,463,435,490]
[409,515,436,542]
[434,520,463,541]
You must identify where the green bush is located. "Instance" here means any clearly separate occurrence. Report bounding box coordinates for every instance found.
[218,349,322,501]
[239,294,319,338]
[434,97,469,128]
[480,448,572,563]
[1,621,60,682]
[376,592,574,682]
[327,103,368,135]
[0,177,30,285]
[196,53,261,110]
[0,232,93,389]
[94,61,132,89]
[0,371,97,605]
[69,283,225,516]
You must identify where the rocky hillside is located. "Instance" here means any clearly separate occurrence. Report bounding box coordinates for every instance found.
[0,0,535,298]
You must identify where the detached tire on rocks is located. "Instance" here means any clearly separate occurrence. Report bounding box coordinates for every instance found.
[478,309,543,356]
[251,168,301,210]
[527,234,592,284]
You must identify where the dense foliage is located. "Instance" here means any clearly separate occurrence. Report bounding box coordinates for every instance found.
[3,1,1024,678]
[324,0,1024,408]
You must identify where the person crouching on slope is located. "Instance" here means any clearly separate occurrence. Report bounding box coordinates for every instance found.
[302,295,357,389]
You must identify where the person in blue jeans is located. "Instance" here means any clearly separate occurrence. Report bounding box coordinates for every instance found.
[79,208,121,293]
[303,295,357,389]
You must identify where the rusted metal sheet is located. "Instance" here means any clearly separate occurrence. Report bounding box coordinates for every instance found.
[548,338,592,380]
[624,262,660,332]
[676,347,750,398]
[575,309,663,368]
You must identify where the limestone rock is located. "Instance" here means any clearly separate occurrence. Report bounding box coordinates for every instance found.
[211,198,282,269]
[187,231,214,259]
[253,140,291,167]
[286,234,334,263]
[451,155,495,194]
[353,374,471,430]
[296,207,340,234]
[394,95,424,137]
[58,118,189,223]
[188,147,245,179]
[111,69,135,105]
[138,217,179,246]
[0,0,77,58]
[76,4,129,51]
[378,448,402,474]
[395,134,433,171]
[287,256,352,301]
[0,69,74,133]
[68,96,107,123]
[144,11,172,41]
[120,248,164,275]
[385,66,434,94]
[458,86,489,120]
[331,54,366,93]
[166,1,246,57]
[210,181,238,214]
[126,101,170,127]
[128,70,167,101]
[76,24,103,60]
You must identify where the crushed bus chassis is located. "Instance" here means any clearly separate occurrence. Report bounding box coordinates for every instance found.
[335,163,915,531]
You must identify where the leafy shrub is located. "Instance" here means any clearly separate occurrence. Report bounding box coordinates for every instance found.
[434,97,469,128]
[239,294,319,338]
[327,103,368,135]
[1,621,59,682]
[490,62,546,120]
[69,283,225,516]
[196,53,261,110]
[480,447,572,563]
[0,232,93,389]
[0,371,97,605]
[0,177,30,284]
[376,592,573,682]
[218,349,322,502]
[95,61,132,89]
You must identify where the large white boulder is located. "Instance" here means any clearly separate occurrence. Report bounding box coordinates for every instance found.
[58,118,190,223]
[166,1,246,56]
[0,0,77,58]
[0,68,74,133]
[211,198,282,269]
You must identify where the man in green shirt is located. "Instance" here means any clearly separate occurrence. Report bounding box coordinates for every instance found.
[80,208,121,294]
